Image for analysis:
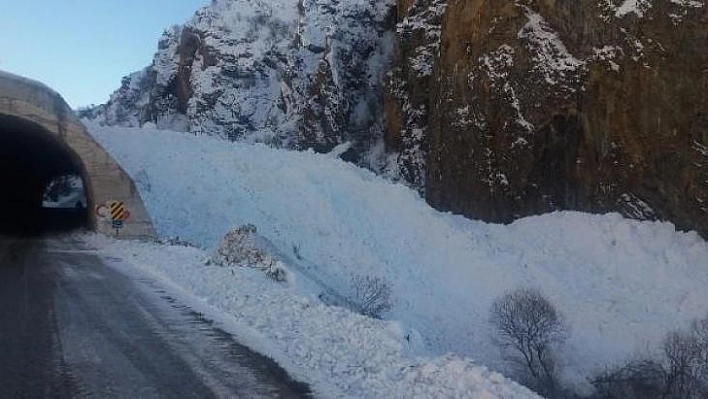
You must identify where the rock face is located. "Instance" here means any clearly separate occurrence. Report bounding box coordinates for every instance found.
[386,0,708,237]
[91,0,396,162]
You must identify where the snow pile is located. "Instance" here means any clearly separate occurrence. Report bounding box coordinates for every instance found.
[88,122,708,393]
[86,235,536,398]
[210,224,291,282]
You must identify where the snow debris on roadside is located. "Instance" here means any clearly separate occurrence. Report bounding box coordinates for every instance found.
[85,234,537,398]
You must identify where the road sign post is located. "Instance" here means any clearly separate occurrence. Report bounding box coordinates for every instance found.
[96,200,131,237]
[112,220,124,236]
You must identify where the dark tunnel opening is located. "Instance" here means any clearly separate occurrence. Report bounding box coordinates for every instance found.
[0,114,90,237]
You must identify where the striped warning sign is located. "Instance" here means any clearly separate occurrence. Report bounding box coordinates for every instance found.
[110,201,127,221]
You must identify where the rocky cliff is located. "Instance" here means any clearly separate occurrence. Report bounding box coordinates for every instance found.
[386,0,708,238]
[90,0,395,162]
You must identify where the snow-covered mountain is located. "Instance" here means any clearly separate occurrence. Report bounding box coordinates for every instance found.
[88,0,708,239]
[90,0,395,163]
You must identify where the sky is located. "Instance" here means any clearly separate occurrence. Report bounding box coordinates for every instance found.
[0,0,210,108]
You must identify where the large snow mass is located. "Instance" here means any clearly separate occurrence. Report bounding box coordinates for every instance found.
[87,122,708,396]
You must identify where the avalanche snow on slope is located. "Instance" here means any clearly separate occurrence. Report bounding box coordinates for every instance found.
[88,122,708,393]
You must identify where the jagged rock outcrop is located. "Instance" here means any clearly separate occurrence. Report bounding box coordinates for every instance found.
[386,0,708,238]
[90,0,396,161]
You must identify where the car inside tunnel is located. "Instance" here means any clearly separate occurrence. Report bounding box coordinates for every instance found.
[0,114,90,237]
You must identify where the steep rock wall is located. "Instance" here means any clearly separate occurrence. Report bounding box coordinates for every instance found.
[387,0,708,237]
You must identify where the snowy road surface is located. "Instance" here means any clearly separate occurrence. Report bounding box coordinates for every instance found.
[0,237,311,398]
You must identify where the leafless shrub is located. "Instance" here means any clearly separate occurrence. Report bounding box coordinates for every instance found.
[591,314,708,399]
[292,243,303,260]
[663,325,708,398]
[490,287,568,397]
[351,274,393,319]
[591,359,665,399]
[163,236,197,247]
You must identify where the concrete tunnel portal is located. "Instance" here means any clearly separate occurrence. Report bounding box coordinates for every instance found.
[0,71,155,239]
[0,114,89,235]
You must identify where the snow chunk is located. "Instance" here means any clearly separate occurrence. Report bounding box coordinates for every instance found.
[614,0,652,17]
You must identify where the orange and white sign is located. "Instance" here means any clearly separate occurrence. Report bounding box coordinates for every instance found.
[95,201,131,221]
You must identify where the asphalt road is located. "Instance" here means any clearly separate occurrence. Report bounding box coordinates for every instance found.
[0,237,311,398]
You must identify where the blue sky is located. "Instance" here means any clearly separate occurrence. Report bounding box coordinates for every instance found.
[0,0,209,108]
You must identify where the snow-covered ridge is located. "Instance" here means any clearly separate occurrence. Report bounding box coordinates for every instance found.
[88,122,708,394]
[91,0,396,162]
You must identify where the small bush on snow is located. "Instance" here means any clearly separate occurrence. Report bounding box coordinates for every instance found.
[292,243,302,260]
[350,274,393,319]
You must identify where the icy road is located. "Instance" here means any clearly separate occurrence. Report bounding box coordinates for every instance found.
[0,237,310,398]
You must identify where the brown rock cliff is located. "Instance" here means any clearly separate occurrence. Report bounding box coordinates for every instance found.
[386,0,708,237]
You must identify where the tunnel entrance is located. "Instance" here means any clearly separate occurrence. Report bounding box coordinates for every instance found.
[0,114,90,237]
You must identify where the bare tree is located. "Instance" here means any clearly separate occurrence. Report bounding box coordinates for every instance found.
[490,287,568,397]
[351,274,393,319]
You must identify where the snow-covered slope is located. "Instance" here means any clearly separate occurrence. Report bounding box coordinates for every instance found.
[88,122,708,393]
[90,0,395,163]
